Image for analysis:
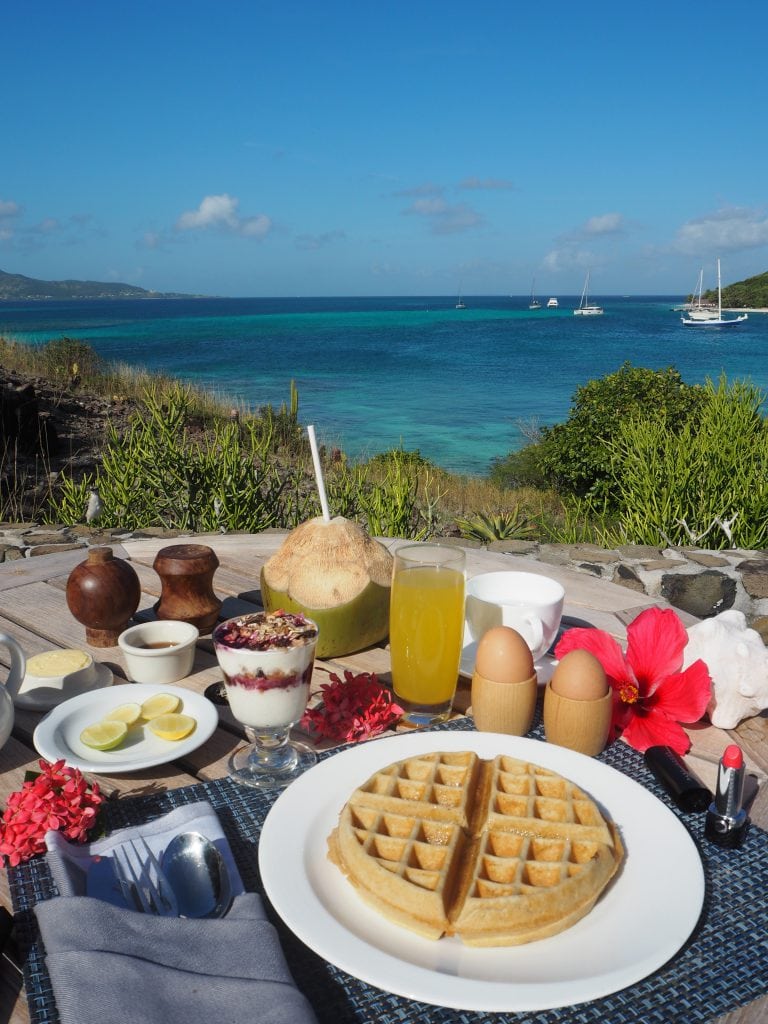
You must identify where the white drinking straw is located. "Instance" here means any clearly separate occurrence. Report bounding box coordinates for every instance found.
[307,424,331,522]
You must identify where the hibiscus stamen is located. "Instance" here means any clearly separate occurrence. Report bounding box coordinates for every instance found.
[619,683,640,705]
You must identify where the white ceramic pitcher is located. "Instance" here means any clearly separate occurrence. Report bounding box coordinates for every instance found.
[0,632,25,750]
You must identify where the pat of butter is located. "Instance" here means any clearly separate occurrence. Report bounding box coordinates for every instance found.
[26,649,92,677]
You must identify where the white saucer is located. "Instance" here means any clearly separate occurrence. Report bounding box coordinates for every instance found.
[14,661,114,711]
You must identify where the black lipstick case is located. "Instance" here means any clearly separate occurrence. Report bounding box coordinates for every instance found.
[644,746,712,812]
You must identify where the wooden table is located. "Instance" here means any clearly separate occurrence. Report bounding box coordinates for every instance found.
[0,533,766,1024]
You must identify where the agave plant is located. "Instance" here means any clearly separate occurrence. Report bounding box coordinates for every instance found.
[455,508,535,543]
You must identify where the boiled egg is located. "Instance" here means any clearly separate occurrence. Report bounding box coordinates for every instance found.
[550,650,608,701]
[475,626,535,684]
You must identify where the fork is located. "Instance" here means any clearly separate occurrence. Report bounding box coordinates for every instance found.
[113,837,179,916]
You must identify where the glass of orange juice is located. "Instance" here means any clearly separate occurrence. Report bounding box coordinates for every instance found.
[389,543,466,727]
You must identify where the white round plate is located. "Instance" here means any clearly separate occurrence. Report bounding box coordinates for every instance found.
[33,683,218,773]
[259,731,704,1013]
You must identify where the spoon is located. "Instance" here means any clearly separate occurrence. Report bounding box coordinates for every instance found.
[161,832,234,919]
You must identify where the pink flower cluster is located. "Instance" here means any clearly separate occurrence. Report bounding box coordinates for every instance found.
[0,759,104,867]
[301,670,404,743]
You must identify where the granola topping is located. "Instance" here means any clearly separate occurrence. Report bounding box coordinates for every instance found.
[213,610,317,651]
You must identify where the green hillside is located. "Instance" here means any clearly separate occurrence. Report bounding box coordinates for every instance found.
[0,270,189,300]
[702,269,768,308]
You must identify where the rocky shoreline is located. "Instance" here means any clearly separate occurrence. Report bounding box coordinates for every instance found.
[0,365,135,516]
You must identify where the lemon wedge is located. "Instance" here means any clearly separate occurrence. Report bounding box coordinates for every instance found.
[80,720,128,751]
[147,713,196,741]
[140,693,181,720]
[102,702,142,726]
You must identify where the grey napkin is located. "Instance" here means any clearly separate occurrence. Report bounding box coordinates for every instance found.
[35,892,318,1024]
[45,800,243,900]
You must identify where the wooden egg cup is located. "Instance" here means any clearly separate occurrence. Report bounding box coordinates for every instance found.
[471,670,538,736]
[543,681,612,756]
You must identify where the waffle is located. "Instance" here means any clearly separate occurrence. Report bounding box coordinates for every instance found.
[328,750,623,945]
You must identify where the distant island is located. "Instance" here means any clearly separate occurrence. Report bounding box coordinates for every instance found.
[701,269,768,309]
[0,269,193,301]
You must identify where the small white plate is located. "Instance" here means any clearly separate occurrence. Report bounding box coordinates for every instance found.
[33,683,218,773]
[14,661,113,711]
[260,731,705,1013]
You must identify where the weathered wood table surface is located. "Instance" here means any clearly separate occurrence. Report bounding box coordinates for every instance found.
[0,533,766,1024]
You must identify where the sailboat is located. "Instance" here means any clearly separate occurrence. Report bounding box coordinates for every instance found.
[683,268,719,321]
[681,259,748,328]
[529,279,542,310]
[573,272,604,316]
[455,286,466,309]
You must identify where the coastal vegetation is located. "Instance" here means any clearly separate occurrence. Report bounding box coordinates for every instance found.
[702,269,768,309]
[1,338,766,550]
[0,269,188,301]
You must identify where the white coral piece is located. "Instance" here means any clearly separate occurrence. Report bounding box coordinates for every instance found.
[683,609,768,729]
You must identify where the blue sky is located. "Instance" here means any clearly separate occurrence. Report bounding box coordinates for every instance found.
[2,0,767,297]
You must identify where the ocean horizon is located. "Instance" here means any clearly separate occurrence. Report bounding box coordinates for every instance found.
[2,294,767,476]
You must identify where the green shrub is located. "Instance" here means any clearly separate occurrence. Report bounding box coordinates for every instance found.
[489,441,549,490]
[532,362,706,500]
[47,383,303,532]
[608,375,768,549]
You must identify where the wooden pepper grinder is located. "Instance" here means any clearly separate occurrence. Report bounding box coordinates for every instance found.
[153,543,221,632]
[66,546,141,647]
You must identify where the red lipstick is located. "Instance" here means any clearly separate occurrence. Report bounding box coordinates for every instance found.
[704,743,750,848]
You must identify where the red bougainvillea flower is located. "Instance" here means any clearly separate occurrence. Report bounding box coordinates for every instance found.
[554,607,712,755]
[0,759,104,867]
[301,670,404,744]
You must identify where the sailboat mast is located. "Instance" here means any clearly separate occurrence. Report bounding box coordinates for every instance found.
[717,258,722,317]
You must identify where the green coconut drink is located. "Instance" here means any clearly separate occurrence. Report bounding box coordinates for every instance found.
[260,516,393,657]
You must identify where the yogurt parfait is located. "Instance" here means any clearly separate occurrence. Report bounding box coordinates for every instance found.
[213,610,318,731]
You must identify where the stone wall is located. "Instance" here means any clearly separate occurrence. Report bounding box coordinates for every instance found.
[2,524,767,642]
[484,539,768,642]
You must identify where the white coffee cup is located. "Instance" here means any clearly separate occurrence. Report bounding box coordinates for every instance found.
[465,571,565,661]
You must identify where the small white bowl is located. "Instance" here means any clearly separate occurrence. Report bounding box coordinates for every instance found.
[14,648,113,711]
[118,620,199,684]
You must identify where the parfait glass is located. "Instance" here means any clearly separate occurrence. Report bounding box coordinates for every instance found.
[212,610,318,790]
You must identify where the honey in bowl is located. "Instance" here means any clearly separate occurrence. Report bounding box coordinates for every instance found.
[471,626,537,735]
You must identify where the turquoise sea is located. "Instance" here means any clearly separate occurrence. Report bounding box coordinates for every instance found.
[2,295,767,476]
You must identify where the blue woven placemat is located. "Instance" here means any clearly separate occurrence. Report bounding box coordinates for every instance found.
[8,717,768,1024]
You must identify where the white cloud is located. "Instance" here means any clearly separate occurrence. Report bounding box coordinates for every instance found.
[403,197,483,234]
[583,212,625,236]
[0,199,21,219]
[674,206,768,254]
[295,230,346,250]
[175,193,272,238]
[458,177,514,191]
[542,247,598,273]
[239,214,272,239]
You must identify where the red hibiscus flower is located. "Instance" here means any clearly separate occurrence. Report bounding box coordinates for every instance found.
[554,607,712,755]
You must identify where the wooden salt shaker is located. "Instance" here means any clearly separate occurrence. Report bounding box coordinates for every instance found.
[65,546,141,647]
[153,543,221,632]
